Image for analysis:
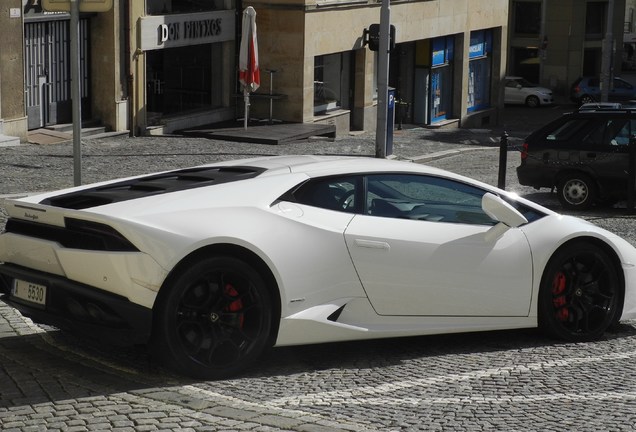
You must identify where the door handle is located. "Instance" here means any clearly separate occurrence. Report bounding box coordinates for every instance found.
[354,239,390,250]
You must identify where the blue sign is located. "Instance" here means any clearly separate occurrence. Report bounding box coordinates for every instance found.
[432,37,447,66]
[469,31,485,58]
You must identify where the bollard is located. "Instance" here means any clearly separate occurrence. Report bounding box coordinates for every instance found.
[629,135,636,212]
[498,131,508,190]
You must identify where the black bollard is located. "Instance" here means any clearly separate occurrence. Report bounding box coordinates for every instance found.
[498,131,508,190]
[629,135,636,211]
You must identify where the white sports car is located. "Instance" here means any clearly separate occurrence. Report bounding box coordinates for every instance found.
[1,155,636,378]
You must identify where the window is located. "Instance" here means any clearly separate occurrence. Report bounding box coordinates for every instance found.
[513,1,541,35]
[582,118,635,147]
[288,173,544,223]
[585,2,607,39]
[467,30,492,113]
[366,174,496,225]
[293,177,359,212]
[147,0,229,15]
[314,52,351,114]
[546,119,593,141]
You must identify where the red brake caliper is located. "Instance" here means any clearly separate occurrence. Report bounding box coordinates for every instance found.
[224,284,245,328]
[552,272,569,321]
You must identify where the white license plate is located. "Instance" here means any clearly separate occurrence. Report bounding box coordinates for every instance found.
[12,279,47,307]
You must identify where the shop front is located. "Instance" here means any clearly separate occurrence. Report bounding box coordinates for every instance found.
[467,30,493,113]
[396,36,455,127]
[137,8,235,134]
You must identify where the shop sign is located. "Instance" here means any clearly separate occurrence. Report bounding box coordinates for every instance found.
[469,30,491,59]
[431,37,447,66]
[139,11,235,51]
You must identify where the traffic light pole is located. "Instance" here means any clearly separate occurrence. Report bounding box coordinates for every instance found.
[70,0,83,185]
[374,0,390,159]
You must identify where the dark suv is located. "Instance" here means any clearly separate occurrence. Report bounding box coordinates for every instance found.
[516,107,635,210]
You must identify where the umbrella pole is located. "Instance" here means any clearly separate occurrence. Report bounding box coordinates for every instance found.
[244,89,250,130]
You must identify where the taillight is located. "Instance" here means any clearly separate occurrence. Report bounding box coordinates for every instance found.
[521,142,529,160]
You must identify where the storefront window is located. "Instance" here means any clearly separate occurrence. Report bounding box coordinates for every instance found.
[314,52,351,114]
[146,43,223,119]
[467,30,492,113]
[147,0,232,15]
[430,36,453,123]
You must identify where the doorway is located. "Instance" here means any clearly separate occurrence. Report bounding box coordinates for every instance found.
[24,18,90,130]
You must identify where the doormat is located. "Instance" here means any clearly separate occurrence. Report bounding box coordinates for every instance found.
[27,129,72,145]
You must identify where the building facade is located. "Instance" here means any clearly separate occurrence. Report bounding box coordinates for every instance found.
[133,0,509,135]
[507,0,627,99]
[5,0,510,140]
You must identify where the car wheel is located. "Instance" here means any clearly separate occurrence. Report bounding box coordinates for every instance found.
[580,95,595,104]
[538,241,621,341]
[153,256,272,379]
[557,173,597,210]
[525,95,540,108]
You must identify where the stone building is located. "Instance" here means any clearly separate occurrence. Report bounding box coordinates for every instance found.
[6,0,512,140]
[507,0,628,99]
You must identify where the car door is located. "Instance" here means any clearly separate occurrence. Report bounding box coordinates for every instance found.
[578,116,631,193]
[612,78,636,101]
[504,79,523,104]
[344,174,534,317]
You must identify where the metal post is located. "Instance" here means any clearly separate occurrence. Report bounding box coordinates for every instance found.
[629,135,636,211]
[498,131,508,190]
[600,0,615,102]
[70,0,82,185]
[374,0,390,158]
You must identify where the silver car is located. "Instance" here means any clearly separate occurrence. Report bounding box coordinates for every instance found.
[504,76,554,107]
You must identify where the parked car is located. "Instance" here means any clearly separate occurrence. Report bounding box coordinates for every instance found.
[2,155,636,378]
[517,106,636,209]
[570,76,636,105]
[504,76,554,107]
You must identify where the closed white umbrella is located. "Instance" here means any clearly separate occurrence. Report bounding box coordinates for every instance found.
[239,6,260,129]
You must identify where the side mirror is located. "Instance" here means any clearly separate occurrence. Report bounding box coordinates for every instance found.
[482,193,528,227]
[482,193,528,242]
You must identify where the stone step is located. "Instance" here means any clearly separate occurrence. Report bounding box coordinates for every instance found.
[0,134,20,147]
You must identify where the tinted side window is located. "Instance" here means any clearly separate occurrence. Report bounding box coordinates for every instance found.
[366,174,496,225]
[582,118,634,147]
[293,177,358,212]
[546,119,592,141]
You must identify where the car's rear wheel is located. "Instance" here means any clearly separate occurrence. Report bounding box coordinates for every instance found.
[153,256,272,379]
[557,173,597,210]
[526,95,540,108]
[580,94,595,104]
[538,241,621,341]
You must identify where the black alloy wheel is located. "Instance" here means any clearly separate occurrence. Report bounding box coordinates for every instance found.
[153,256,272,379]
[539,241,621,341]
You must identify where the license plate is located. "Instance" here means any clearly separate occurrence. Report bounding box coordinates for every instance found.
[12,279,47,307]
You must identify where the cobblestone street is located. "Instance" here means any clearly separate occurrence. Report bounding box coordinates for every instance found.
[2,105,636,431]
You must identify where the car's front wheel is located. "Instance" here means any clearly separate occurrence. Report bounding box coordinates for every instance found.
[153,256,272,379]
[557,173,597,210]
[526,95,540,108]
[538,241,621,341]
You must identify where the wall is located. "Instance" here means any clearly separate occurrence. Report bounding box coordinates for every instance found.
[91,2,127,132]
[0,0,27,139]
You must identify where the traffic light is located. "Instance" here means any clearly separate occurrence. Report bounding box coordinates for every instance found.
[365,24,396,52]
